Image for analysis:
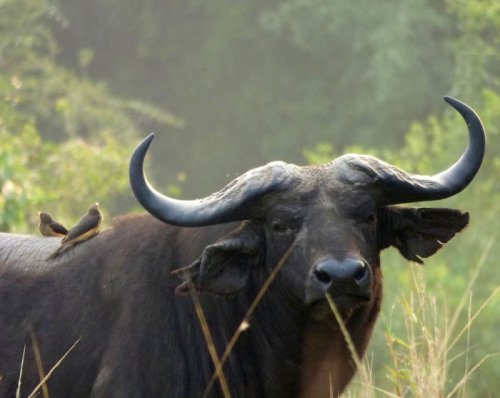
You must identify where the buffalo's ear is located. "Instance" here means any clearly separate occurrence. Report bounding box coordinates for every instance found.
[380,207,469,264]
[173,221,262,295]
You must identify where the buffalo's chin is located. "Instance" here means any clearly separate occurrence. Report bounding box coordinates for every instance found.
[308,294,370,322]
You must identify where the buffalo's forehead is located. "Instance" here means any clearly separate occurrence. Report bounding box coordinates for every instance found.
[291,155,380,189]
[322,155,382,187]
[264,157,378,213]
[320,157,379,210]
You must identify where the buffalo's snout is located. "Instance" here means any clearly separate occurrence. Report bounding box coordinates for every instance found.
[314,258,371,293]
[306,257,373,305]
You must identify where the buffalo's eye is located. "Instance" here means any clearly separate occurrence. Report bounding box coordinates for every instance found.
[362,213,377,224]
[353,211,377,225]
[271,221,296,234]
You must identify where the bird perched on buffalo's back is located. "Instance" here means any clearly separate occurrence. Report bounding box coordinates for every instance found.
[39,212,68,238]
[48,203,103,259]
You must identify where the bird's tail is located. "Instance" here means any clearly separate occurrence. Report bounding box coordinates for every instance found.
[46,244,69,260]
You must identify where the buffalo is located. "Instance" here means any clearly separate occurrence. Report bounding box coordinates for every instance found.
[0,97,485,397]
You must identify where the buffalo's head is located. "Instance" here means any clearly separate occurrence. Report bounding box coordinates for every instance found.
[129,97,484,319]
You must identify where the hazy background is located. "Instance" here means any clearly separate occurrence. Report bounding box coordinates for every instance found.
[1,0,498,395]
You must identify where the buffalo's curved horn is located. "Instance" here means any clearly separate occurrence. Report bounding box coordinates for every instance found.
[349,97,485,204]
[129,134,298,226]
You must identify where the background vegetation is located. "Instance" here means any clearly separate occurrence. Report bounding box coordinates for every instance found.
[0,0,498,395]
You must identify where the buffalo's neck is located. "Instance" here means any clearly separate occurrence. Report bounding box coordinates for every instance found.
[183,277,385,398]
[300,266,383,397]
[249,284,306,397]
[299,313,367,398]
[179,280,305,397]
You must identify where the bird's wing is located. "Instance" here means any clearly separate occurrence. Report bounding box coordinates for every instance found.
[51,221,69,236]
[63,214,101,243]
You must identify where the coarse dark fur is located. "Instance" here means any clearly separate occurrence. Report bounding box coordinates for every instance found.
[0,189,469,397]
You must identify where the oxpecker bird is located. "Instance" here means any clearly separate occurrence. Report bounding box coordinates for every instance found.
[48,203,103,259]
[39,212,68,237]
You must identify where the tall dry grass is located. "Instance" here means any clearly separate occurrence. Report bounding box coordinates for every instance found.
[16,337,80,398]
[342,238,498,397]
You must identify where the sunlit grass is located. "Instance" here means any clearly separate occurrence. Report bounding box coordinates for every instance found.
[19,338,80,398]
[325,293,377,398]
[15,346,26,398]
[29,328,50,398]
[188,281,232,398]
[342,238,498,397]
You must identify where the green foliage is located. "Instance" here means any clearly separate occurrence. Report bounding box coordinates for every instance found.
[302,142,336,165]
[0,122,133,232]
[0,0,177,143]
[447,0,500,96]
[381,264,498,398]
[0,118,47,232]
[0,0,178,232]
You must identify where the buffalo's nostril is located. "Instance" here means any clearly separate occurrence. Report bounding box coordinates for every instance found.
[314,269,331,284]
[312,257,372,294]
[307,258,373,305]
[353,265,368,284]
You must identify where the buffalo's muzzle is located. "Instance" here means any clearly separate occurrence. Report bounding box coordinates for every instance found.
[306,257,373,305]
